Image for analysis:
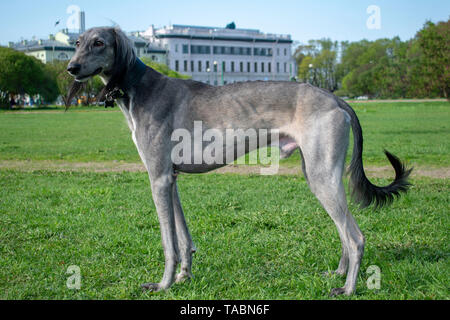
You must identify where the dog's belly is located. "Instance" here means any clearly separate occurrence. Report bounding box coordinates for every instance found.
[173,133,299,174]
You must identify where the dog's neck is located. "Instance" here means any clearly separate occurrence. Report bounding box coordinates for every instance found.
[100,58,148,100]
[120,58,148,93]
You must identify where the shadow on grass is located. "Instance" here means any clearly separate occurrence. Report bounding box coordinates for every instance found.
[378,243,447,263]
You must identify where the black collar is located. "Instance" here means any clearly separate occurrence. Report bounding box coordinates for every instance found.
[104,58,147,103]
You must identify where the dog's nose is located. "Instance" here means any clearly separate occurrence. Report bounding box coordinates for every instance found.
[67,63,82,75]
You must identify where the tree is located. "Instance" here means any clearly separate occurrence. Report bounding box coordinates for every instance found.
[416,20,450,98]
[294,39,340,92]
[141,57,190,79]
[46,60,74,102]
[0,47,58,107]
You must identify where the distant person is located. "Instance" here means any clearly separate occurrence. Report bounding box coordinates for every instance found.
[9,97,15,109]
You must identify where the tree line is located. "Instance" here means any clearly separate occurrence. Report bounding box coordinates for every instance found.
[295,19,449,99]
[0,50,188,109]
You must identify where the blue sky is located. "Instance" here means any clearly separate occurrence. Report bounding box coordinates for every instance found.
[0,0,448,45]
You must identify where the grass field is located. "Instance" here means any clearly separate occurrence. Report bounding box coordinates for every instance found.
[0,101,448,300]
[0,101,449,166]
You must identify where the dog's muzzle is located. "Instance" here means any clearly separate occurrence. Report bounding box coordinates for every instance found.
[68,65,103,82]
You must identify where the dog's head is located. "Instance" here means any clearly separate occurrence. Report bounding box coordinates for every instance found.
[65,27,136,106]
[67,27,135,81]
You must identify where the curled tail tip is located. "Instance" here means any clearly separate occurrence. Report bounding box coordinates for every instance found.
[350,150,413,209]
[384,149,413,183]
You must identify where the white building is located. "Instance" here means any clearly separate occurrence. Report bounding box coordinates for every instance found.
[141,24,296,85]
[128,33,168,64]
[9,35,75,64]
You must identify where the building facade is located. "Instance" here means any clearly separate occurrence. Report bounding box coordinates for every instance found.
[128,33,168,64]
[10,36,75,64]
[141,24,296,85]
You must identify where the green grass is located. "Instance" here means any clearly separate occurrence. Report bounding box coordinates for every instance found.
[0,101,449,166]
[281,101,450,167]
[0,101,448,300]
[0,170,448,299]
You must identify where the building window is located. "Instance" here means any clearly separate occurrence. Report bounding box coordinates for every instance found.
[240,62,244,73]
[268,62,272,73]
[198,61,202,72]
[261,62,265,73]
[231,61,235,72]
[254,62,258,73]
[277,62,280,73]
[191,45,211,54]
[284,48,287,56]
[206,61,210,71]
[184,60,188,72]
[191,61,194,72]
[252,47,272,56]
[175,60,179,72]
[214,62,218,72]
[247,62,251,73]
[222,61,226,72]
[213,46,252,56]
[57,52,69,60]
[284,62,287,73]
[175,44,178,53]
[182,44,189,54]
[277,48,280,56]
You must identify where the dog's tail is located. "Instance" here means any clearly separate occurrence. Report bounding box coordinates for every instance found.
[337,99,412,208]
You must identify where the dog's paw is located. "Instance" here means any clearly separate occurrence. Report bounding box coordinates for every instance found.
[175,272,192,284]
[329,287,348,297]
[141,282,161,292]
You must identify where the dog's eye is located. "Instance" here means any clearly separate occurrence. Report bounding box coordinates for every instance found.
[94,41,104,47]
[75,41,80,48]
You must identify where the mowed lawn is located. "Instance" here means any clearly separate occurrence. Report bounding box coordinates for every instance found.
[0,101,449,300]
[0,101,449,166]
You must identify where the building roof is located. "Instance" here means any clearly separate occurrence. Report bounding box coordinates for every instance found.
[153,24,293,44]
[145,44,167,54]
[55,29,80,45]
[11,39,75,52]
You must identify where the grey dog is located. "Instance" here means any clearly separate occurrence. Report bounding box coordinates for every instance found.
[67,27,411,296]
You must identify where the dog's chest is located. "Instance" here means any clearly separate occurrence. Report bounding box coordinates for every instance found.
[118,98,148,169]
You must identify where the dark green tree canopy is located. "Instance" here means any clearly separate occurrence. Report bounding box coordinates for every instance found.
[294,18,449,99]
[0,47,58,103]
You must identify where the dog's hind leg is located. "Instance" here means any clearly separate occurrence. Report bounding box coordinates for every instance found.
[172,182,196,283]
[299,108,365,296]
[300,145,348,277]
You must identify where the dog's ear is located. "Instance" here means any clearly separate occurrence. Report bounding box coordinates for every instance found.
[65,80,84,111]
[98,28,135,102]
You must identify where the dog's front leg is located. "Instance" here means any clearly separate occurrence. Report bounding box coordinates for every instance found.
[142,173,179,292]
